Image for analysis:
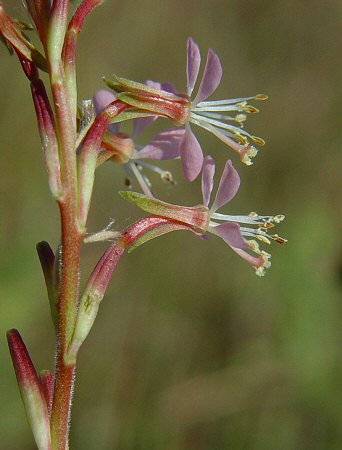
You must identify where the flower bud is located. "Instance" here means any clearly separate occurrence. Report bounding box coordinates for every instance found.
[7,329,51,450]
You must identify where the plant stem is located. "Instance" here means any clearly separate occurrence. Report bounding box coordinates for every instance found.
[48,59,82,449]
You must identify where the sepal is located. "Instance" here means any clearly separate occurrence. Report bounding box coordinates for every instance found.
[105,74,190,125]
[120,191,209,234]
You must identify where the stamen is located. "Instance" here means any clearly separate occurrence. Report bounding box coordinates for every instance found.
[242,105,259,114]
[256,234,271,245]
[190,112,257,140]
[161,171,174,184]
[133,160,175,185]
[196,95,262,107]
[124,177,132,189]
[240,146,258,165]
[271,234,287,244]
[251,136,266,146]
[254,94,268,100]
[129,162,154,197]
[190,116,258,163]
[136,160,165,175]
[192,104,250,113]
[211,213,275,225]
[234,133,249,145]
[196,112,239,122]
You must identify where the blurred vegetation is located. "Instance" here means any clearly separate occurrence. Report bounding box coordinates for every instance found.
[1,0,342,449]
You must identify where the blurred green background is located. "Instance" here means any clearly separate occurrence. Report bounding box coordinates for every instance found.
[1,0,342,449]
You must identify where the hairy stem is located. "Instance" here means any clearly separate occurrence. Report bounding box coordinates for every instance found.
[48,58,82,449]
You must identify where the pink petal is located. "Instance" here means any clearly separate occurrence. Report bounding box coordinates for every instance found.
[93,89,120,133]
[211,160,240,212]
[161,81,178,94]
[210,222,248,249]
[93,89,116,114]
[193,48,222,105]
[187,37,201,96]
[201,155,215,207]
[180,127,204,181]
[137,128,185,160]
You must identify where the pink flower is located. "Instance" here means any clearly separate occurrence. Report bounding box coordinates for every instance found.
[179,38,267,181]
[121,157,286,276]
[92,89,183,195]
[105,38,267,181]
[201,156,286,276]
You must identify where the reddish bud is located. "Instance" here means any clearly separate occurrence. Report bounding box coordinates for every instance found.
[31,80,62,198]
[7,329,51,449]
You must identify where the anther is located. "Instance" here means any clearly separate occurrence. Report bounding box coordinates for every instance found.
[161,171,174,184]
[251,136,266,146]
[271,234,287,244]
[254,94,268,101]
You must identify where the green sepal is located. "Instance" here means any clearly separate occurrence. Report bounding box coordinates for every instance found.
[116,92,171,116]
[120,190,179,217]
[110,109,155,124]
[119,191,209,233]
[104,74,177,99]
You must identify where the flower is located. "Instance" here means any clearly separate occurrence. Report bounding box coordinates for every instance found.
[120,157,286,276]
[181,37,267,180]
[105,37,267,181]
[201,156,286,276]
[90,89,183,195]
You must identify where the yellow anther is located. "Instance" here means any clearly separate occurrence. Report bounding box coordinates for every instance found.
[254,94,268,101]
[235,133,249,145]
[252,136,266,146]
[271,234,287,244]
[244,105,259,114]
[248,240,261,253]
[257,234,271,245]
[261,221,275,230]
